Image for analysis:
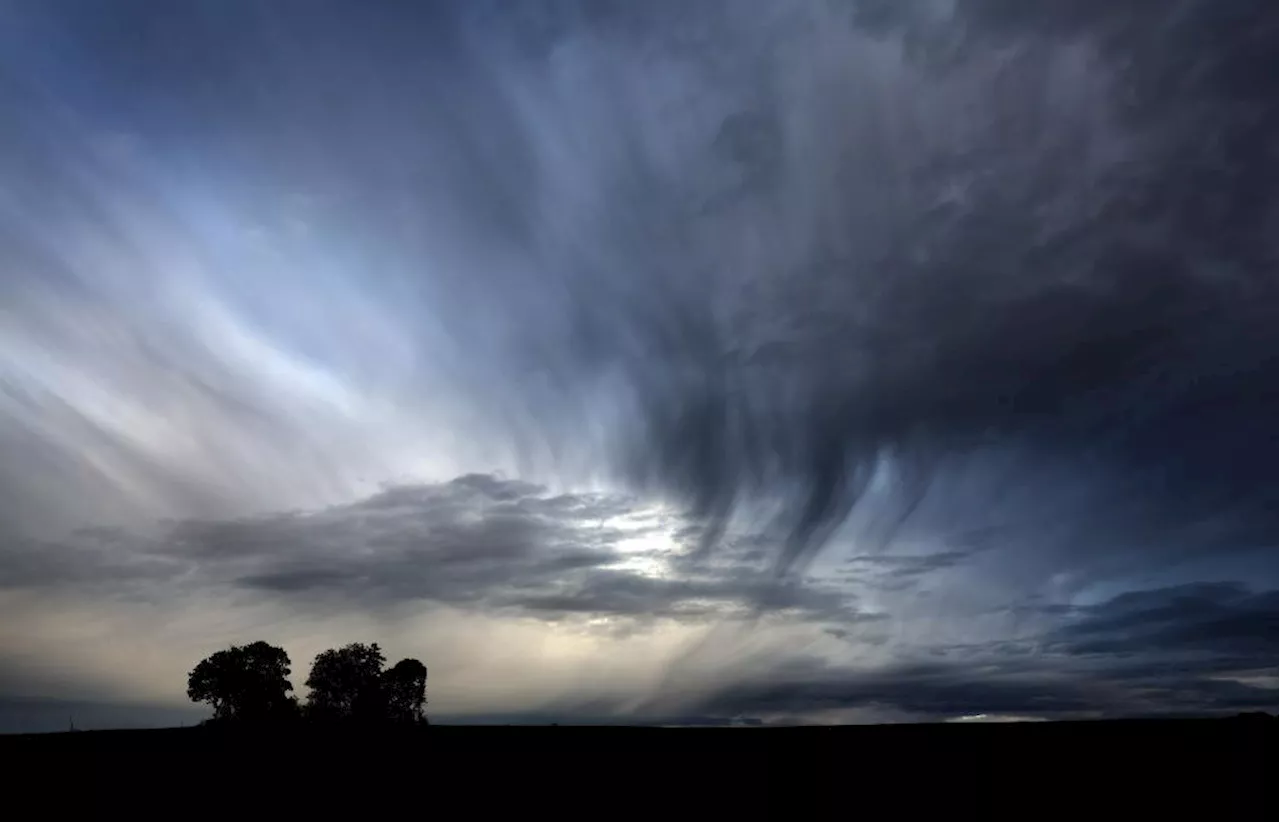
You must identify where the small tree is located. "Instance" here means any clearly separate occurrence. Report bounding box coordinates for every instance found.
[187,641,295,723]
[305,642,387,722]
[383,659,428,724]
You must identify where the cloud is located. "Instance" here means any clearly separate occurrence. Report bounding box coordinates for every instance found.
[0,0,1271,569]
[683,582,1279,722]
[688,660,1101,722]
[0,0,1272,728]
[682,648,1276,724]
[842,550,986,591]
[1,475,869,628]
[500,566,867,624]
[362,0,1275,575]
[1046,583,1278,661]
[0,475,1273,728]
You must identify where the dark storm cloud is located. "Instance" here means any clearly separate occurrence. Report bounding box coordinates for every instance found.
[1,0,1273,574]
[166,476,652,609]
[1,475,864,625]
[732,0,1274,569]
[239,479,792,620]
[1046,583,1278,660]
[692,659,1099,720]
[692,635,1276,722]
[428,0,1277,572]
[0,527,179,591]
[842,550,984,590]
[683,581,1279,721]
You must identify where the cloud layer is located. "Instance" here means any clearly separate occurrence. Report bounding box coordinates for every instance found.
[0,0,1273,729]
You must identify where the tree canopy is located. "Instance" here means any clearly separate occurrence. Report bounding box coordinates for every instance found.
[304,642,428,724]
[188,640,428,726]
[305,642,388,721]
[187,641,296,723]
[383,658,428,724]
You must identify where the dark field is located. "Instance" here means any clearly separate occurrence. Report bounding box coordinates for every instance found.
[3,716,1273,815]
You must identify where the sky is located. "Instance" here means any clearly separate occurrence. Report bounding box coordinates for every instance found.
[0,0,1274,732]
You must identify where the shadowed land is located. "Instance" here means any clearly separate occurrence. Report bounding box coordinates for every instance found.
[5,715,1272,815]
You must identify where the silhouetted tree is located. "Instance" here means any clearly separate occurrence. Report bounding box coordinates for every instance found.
[383,658,428,724]
[305,642,387,722]
[187,641,296,723]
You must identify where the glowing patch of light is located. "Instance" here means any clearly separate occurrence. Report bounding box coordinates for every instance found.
[1208,673,1278,690]
[600,505,683,579]
[946,713,1047,723]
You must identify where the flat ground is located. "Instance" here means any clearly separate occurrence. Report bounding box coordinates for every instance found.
[3,716,1272,815]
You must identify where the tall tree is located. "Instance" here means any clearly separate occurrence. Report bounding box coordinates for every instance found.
[187,641,295,723]
[383,658,428,724]
[305,642,387,721]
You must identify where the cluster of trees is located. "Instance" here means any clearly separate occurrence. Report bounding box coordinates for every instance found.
[187,641,427,726]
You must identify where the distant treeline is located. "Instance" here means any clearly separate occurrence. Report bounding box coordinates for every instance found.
[187,641,427,726]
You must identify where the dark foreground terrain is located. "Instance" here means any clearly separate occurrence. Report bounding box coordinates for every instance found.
[3,716,1273,816]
